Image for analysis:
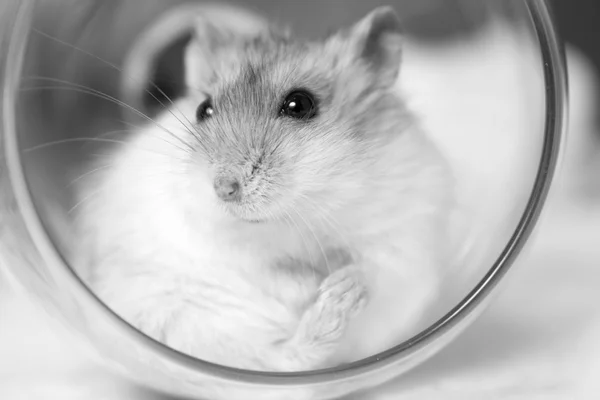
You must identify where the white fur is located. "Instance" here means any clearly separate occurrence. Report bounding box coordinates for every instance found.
[74,87,453,369]
[73,7,455,371]
[75,101,323,370]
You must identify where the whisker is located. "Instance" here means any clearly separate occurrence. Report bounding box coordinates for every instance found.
[289,207,330,275]
[21,84,190,155]
[297,195,352,253]
[119,118,207,156]
[23,137,132,153]
[68,187,103,215]
[29,30,179,110]
[282,209,318,278]
[22,79,191,152]
[89,125,195,158]
[92,128,131,139]
[275,211,316,284]
[67,164,112,188]
[22,137,186,161]
[30,28,204,151]
[21,78,192,153]
[119,119,144,131]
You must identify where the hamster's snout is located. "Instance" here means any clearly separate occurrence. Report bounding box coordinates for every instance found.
[214,176,241,202]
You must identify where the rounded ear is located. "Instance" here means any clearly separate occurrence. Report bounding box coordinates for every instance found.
[183,18,228,91]
[184,11,269,91]
[344,6,404,85]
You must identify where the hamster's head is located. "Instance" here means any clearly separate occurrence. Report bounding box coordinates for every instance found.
[181,7,409,224]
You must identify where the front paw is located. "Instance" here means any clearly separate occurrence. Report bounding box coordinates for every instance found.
[300,267,368,344]
[269,267,368,371]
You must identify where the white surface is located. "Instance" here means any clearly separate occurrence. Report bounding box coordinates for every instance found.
[2,172,600,400]
[2,27,600,400]
[370,203,600,400]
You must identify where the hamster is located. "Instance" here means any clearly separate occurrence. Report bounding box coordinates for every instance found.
[73,6,454,371]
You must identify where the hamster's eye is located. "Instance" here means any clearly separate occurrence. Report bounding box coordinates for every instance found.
[196,98,214,122]
[280,90,317,120]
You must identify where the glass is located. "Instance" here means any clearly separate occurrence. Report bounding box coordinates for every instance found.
[0,0,566,399]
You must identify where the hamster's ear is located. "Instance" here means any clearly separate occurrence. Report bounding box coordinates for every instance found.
[184,15,268,91]
[184,18,231,91]
[345,6,403,85]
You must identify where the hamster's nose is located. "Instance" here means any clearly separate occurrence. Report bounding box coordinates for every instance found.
[214,177,241,202]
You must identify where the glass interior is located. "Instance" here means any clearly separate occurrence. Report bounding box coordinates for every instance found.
[7,0,551,392]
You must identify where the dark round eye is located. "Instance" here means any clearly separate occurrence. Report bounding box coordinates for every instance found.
[196,98,214,122]
[280,90,317,120]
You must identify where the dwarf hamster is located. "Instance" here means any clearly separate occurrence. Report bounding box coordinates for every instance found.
[73,6,455,370]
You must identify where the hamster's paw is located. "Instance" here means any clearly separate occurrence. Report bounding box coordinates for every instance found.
[270,267,368,372]
[300,267,368,344]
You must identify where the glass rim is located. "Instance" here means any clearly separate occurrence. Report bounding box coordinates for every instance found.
[1,0,567,389]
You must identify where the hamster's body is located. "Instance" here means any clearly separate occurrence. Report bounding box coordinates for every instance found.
[76,103,331,370]
[74,6,455,370]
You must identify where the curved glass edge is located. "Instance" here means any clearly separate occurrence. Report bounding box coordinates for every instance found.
[0,0,567,396]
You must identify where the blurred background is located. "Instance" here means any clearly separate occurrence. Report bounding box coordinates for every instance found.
[1,1,600,399]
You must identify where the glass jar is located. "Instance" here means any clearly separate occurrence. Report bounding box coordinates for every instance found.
[0,0,566,399]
